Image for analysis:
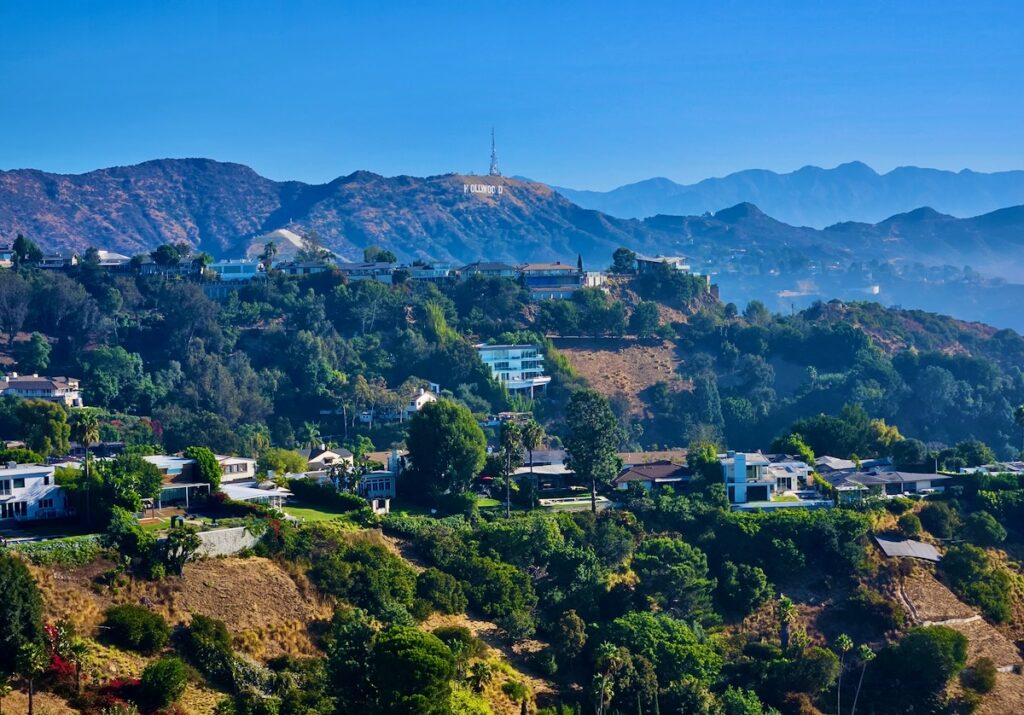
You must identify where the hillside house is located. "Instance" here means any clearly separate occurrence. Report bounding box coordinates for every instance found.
[824,469,952,502]
[209,258,264,282]
[143,455,209,508]
[476,343,551,396]
[520,261,585,300]
[299,446,355,470]
[0,374,83,407]
[0,462,68,523]
[217,455,258,483]
[459,261,518,279]
[636,255,690,274]
[613,461,690,491]
[334,261,394,283]
[0,244,14,268]
[720,451,774,504]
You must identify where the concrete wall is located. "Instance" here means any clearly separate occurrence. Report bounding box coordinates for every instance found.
[194,526,260,558]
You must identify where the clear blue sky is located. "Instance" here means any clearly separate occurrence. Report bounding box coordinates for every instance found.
[1,0,1021,189]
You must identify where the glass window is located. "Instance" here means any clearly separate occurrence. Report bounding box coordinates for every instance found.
[13,478,25,489]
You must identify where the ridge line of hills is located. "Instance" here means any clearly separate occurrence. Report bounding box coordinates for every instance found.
[3,158,1024,283]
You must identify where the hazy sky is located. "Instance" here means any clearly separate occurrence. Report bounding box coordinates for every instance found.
[1,0,1022,189]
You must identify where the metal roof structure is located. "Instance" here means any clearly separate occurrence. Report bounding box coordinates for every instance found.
[874,535,942,562]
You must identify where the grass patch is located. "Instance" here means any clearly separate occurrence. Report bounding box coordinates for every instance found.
[283,501,355,522]
[772,494,800,502]
[476,497,502,508]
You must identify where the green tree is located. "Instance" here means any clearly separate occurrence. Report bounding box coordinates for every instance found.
[405,400,486,506]
[629,301,661,338]
[776,596,796,650]
[416,568,468,615]
[103,604,170,654]
[919,502,955,539]
[0,554,44,674]
[12,333,50,373]
[554,610,587,664]
[851,644,875,715]
[0,271,31,342]
[770,433,815,467]
[69,409,101,524]
[257,447,308,476]
[898,512,922,537]
[16,399,70,457]
[363,246,398,263]
[12,234,43,268]
[520,419,544,510]
[163,524,202,576]
[834,633,853,715]
[717,561,772,618]
[370,626,455,714]
[610,247,637,274]
[499,420,523,517]
[962,511,1007,546]
[183,445,222,491]
[104,505,156,562]
[140,656,188,709]
[564,389,623,513]
[1015,404,1024,455]
[634,536,715,620]
[16,643,46,715]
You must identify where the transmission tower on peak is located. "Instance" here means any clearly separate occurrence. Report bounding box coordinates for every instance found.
[489,128,501,177]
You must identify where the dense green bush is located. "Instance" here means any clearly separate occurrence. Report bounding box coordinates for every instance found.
[0,553,44,673]
[431,626,486,659]
[962,510,1007,546]
[919,502,956,539]
[287,479,367,512]
[416,568,468,615]
[140,656,188,708]
[941,544,1013,622]
[898,512,922,537]
[11,535,104,567]
[103,604,170,654]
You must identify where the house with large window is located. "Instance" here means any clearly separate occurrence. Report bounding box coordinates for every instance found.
[720,451,774,504]
[476,344,551,396]
[0,462,68,522]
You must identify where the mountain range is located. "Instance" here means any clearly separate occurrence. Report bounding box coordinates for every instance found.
[553,162,1024,228]
[3,159,1024,281]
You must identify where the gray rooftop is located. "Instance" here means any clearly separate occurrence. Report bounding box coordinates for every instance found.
[874,535,942,562]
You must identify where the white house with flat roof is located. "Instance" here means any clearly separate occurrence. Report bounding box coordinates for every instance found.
[209,258,264,282]
[0,462,67,522]
[720,451,774,504]
[476,344,551,396]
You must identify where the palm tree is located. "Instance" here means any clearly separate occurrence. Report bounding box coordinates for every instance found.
[500,421,523,518]
[69,410,100,526]
[468,661,494,693]
[834,633,853,715]
[521,420,544,509]
[593,642,622,715]
[67,638,89,693]
[302,422,322,450]
[850,644,875,715]
[777,596,797,650]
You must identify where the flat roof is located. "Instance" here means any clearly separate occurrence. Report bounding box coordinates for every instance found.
[874,535,941,562]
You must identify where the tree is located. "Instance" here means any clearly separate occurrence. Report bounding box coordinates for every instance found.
[770,433,815,468]
[851,644,875,715]
[370,626,455,714]
[69,409,100,523]
[183,445,222,491]
[629,301,660,338]
[103,604,170,654]
[12,234,42,268]
[364,246,398,263]
[163,525,202,576]
[140,657,188,709]
[499,420,523,517]
[633,536,715,620]
[891,438,928,470]
[898,512,922,537]
[0,553,44,674]
[564,389,623,512]
[919,502,955,539]
[16,399,70,457]
[12,333,50,373]
[1015,404,1024,455]
[554,610,587,664]
[962,511,1007,546]
[416,569,467,615]
[834,633,853,715]
[257,447,308,476]
[610,247,637,274]
[717,561,772,618]
[521,420,544,510]
[0,271,31,342]
[16,643,46,715]
[150,242,187,266]
[258,241,278,267]
[777,596,796,649]
[405,400,486,506]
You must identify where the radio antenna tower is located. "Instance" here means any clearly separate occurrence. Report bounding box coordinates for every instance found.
[489,127,501,177]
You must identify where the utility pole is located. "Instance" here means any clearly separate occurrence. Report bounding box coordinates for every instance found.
[489,128,501,177]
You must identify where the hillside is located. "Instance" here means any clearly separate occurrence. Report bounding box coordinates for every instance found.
[6,159,1024,282]
[554,161,1024,227]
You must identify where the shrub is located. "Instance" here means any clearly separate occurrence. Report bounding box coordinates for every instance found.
[417,568,468,615]
[103,604,170,654]
[287,479,367,512]
[941,544,1013,622]
[140,656,188,708]
[962,511,1007,546]
[886,497,914,515]
[961,657,997,694]
[432,626,486,659]
[12,535,103,567]
[898,512,922,537]
[501,680,530,703]
[919,502,956,539]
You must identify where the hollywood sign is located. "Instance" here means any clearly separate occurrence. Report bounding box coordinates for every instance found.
[464,183,504,195]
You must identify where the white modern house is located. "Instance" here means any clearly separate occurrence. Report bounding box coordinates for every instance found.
[720,451,774,504]
[217,455,258,483]
[0,374,83,407]
[209,258,264,282]
[476,344,551,396]
[0,462,68,522]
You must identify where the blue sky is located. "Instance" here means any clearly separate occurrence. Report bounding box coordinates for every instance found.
[1,0,1021,189]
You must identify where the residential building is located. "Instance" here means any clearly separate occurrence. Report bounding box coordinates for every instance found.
[335,261,394,283]
[720,451,773,504]
[94,250,132,268]
[617,449,688,468]
[0,244,14,268]
[520,261,586,300]
[138,259,204,279]
[143,455,208,508]
[217,455,258,484]
[406,263,456,283]
[209,259,264,282]
[39,253,77,270]
[824,469,952,501]
[221,482,291,508]
[765,459,812,491]
[636,255,690,274]
[358,470,396,500]
[475,343,551,396]
[0,374,83,407]
[276,261,331,276]
[401,388,438,420]
[815,456,857,473]
[0,462,68,522]
[459,261,518,279]
[299,446,355,470]
[613,461,690,491]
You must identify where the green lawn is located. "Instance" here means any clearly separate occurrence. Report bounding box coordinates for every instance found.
[475,497,502,508]
[283,501,359,522]
[772,494,800,503]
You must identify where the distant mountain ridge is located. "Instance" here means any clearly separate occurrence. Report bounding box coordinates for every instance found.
[553,162,1024,227]
[4,159,1024,281]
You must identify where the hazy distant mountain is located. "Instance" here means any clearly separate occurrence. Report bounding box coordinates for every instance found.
[4,159,1024,282]
[553,162,1024,227]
